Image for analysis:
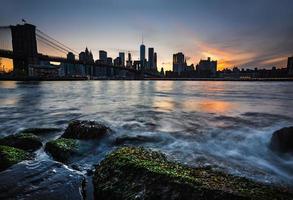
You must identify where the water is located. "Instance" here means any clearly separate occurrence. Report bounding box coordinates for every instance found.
[0,81,293,198]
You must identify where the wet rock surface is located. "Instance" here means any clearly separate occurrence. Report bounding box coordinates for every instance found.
[0,145,30,171]
[93,147,293,200]
[62,120,110,140]
[270,126,293,153]
[0,133,42,152]
[45,138,80,163]
[20,127,62,136]
[0,160,85,200]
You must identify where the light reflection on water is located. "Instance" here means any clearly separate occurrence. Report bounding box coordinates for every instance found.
[0,81,293,186]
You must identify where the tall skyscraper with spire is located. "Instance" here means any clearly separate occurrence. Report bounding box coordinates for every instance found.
[140,34,146,70]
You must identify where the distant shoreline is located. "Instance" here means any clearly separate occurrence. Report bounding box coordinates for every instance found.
[0,77,293,81]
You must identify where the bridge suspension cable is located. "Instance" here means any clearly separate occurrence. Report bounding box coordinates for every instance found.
[36,33,72,55]
[36,29,79,55]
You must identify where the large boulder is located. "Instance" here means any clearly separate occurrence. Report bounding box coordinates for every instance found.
[0,133,42,152]
[270,126,293,153]
[0,145,30,171]
[0,160,85,200]
[45,138,79,163]
[93,147,293,200]
[62,120,110,140]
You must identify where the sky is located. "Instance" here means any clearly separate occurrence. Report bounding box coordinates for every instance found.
[1,0,293,71]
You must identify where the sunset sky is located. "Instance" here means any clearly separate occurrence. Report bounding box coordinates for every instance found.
[1,0,293,71]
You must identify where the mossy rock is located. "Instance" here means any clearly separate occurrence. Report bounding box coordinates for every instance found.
[45,138,79,163]
[0,145,30,171]
[93,147,293,200]
[20,128,62,135]
[0,133,42,152]
[62,120,110,140]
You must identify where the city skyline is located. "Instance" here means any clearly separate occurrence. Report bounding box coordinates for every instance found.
[1,0,293,72]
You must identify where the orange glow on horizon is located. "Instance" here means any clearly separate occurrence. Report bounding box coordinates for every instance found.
[0,58,13,73]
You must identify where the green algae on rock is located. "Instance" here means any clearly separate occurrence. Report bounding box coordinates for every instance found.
[0,145,30,171]
[93,147,293,200]
[45,138,79,163]
[0,133,42,152]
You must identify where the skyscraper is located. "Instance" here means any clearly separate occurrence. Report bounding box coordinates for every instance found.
[154,52,157,71]
[119,52,125,67]
[173,52,185,74]
[99,50,107,62]
[140,43,146,70]
[126,52,132,68]
[148,47,154,70]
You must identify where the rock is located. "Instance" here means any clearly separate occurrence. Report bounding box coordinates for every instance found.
[93,147,293,200]
[62,120,110,140]
[0,133,42,152]
[0,160,85,200]
[0,145,30,171]
[270,126,293,153]
[45,138,79,163]
[20,127,62,135]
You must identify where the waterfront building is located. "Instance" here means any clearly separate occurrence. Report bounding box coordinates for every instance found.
[173,52,186,74]
[148,48,154,70]
[140,43,146,70]
[196,57,217,77]
[126,52,132,68]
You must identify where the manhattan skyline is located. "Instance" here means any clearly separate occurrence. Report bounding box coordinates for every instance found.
[1,0,293,71]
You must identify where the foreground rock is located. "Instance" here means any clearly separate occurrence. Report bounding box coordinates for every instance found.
[62,120,110,140]
[0,160,85,200]
[45,138,80,163]
[0,145,30,171]
[270,126,293,153]
[0,133,42,152]
[93,147,293,200]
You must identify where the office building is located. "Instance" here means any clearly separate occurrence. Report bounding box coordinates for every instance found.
[99,50,107,62]
[140,43,146,70]
[173,52,186,74]
[196,57,217,77]
[119,52,125,67]
[148,47,154,70]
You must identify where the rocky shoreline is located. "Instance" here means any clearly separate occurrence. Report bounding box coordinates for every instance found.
[0,120,292,199]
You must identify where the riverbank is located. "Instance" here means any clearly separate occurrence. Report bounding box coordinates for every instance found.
[0,120,293,199]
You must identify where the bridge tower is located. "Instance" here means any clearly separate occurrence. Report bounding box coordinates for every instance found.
[10,23,38,76]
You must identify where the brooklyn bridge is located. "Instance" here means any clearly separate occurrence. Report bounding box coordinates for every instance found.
[0,23,160,79]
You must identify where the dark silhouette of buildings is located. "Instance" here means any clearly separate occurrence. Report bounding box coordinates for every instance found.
[173,52,186,74]
[196,57,217,77]
[140,43,146,70]
[288,56,293,75]
[79,47,94,64]
[148,47,154,70]
[119,52,125,67]
[126,52,132,68]
[99,50,107,63]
